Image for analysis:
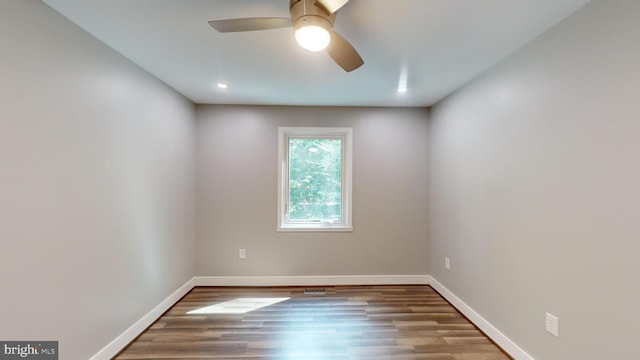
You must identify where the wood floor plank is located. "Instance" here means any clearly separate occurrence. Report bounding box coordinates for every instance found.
[114,285,511,360]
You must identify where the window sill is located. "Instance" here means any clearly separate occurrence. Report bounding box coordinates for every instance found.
[277,225,354,232]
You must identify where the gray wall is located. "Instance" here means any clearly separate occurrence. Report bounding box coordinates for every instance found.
[428,1,640,359]
[196,105,429,276]
[0,1,196,359]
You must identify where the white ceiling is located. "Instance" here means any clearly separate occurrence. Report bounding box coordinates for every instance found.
[42,0,589,107]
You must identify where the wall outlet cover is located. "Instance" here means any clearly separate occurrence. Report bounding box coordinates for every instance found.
[546,312,559,337]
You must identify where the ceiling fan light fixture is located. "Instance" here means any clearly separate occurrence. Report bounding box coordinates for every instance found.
[294,16,331,52]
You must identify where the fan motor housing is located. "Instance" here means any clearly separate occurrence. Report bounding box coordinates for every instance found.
[290,0,336,27]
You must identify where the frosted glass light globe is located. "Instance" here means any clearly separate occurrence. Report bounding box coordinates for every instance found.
[295,25,331,52]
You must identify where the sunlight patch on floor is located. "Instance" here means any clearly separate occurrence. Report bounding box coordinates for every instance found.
[187,297,290,314]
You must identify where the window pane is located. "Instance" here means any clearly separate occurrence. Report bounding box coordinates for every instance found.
[288,137,342,221]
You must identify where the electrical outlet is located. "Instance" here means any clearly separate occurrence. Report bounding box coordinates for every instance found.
[445,257,451,270]
[239,248,246,259]
[546,312,559,337]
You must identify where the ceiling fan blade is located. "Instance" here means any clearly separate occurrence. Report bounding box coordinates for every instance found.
[327,31,363,72]
[316,0,349,14]
[208,17,291,33]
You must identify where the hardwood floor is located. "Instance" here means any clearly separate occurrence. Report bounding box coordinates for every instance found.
[115,285,512,359]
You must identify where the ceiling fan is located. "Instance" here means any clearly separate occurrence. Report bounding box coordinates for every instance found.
[208,0,364,72]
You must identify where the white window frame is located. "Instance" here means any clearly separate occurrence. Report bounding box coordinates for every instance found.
[277,127,353,232]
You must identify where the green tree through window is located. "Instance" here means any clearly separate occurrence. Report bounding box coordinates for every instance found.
[288,138,342,221]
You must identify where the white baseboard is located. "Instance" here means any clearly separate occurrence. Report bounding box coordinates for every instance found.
[428,276,534,360]
[193,275,430,287]
[88,278,195,360]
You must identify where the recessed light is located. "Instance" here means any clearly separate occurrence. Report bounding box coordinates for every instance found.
[397,62,408,93]
[217,83,228,89]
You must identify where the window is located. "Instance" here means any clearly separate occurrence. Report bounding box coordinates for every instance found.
[277,127,353,231]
